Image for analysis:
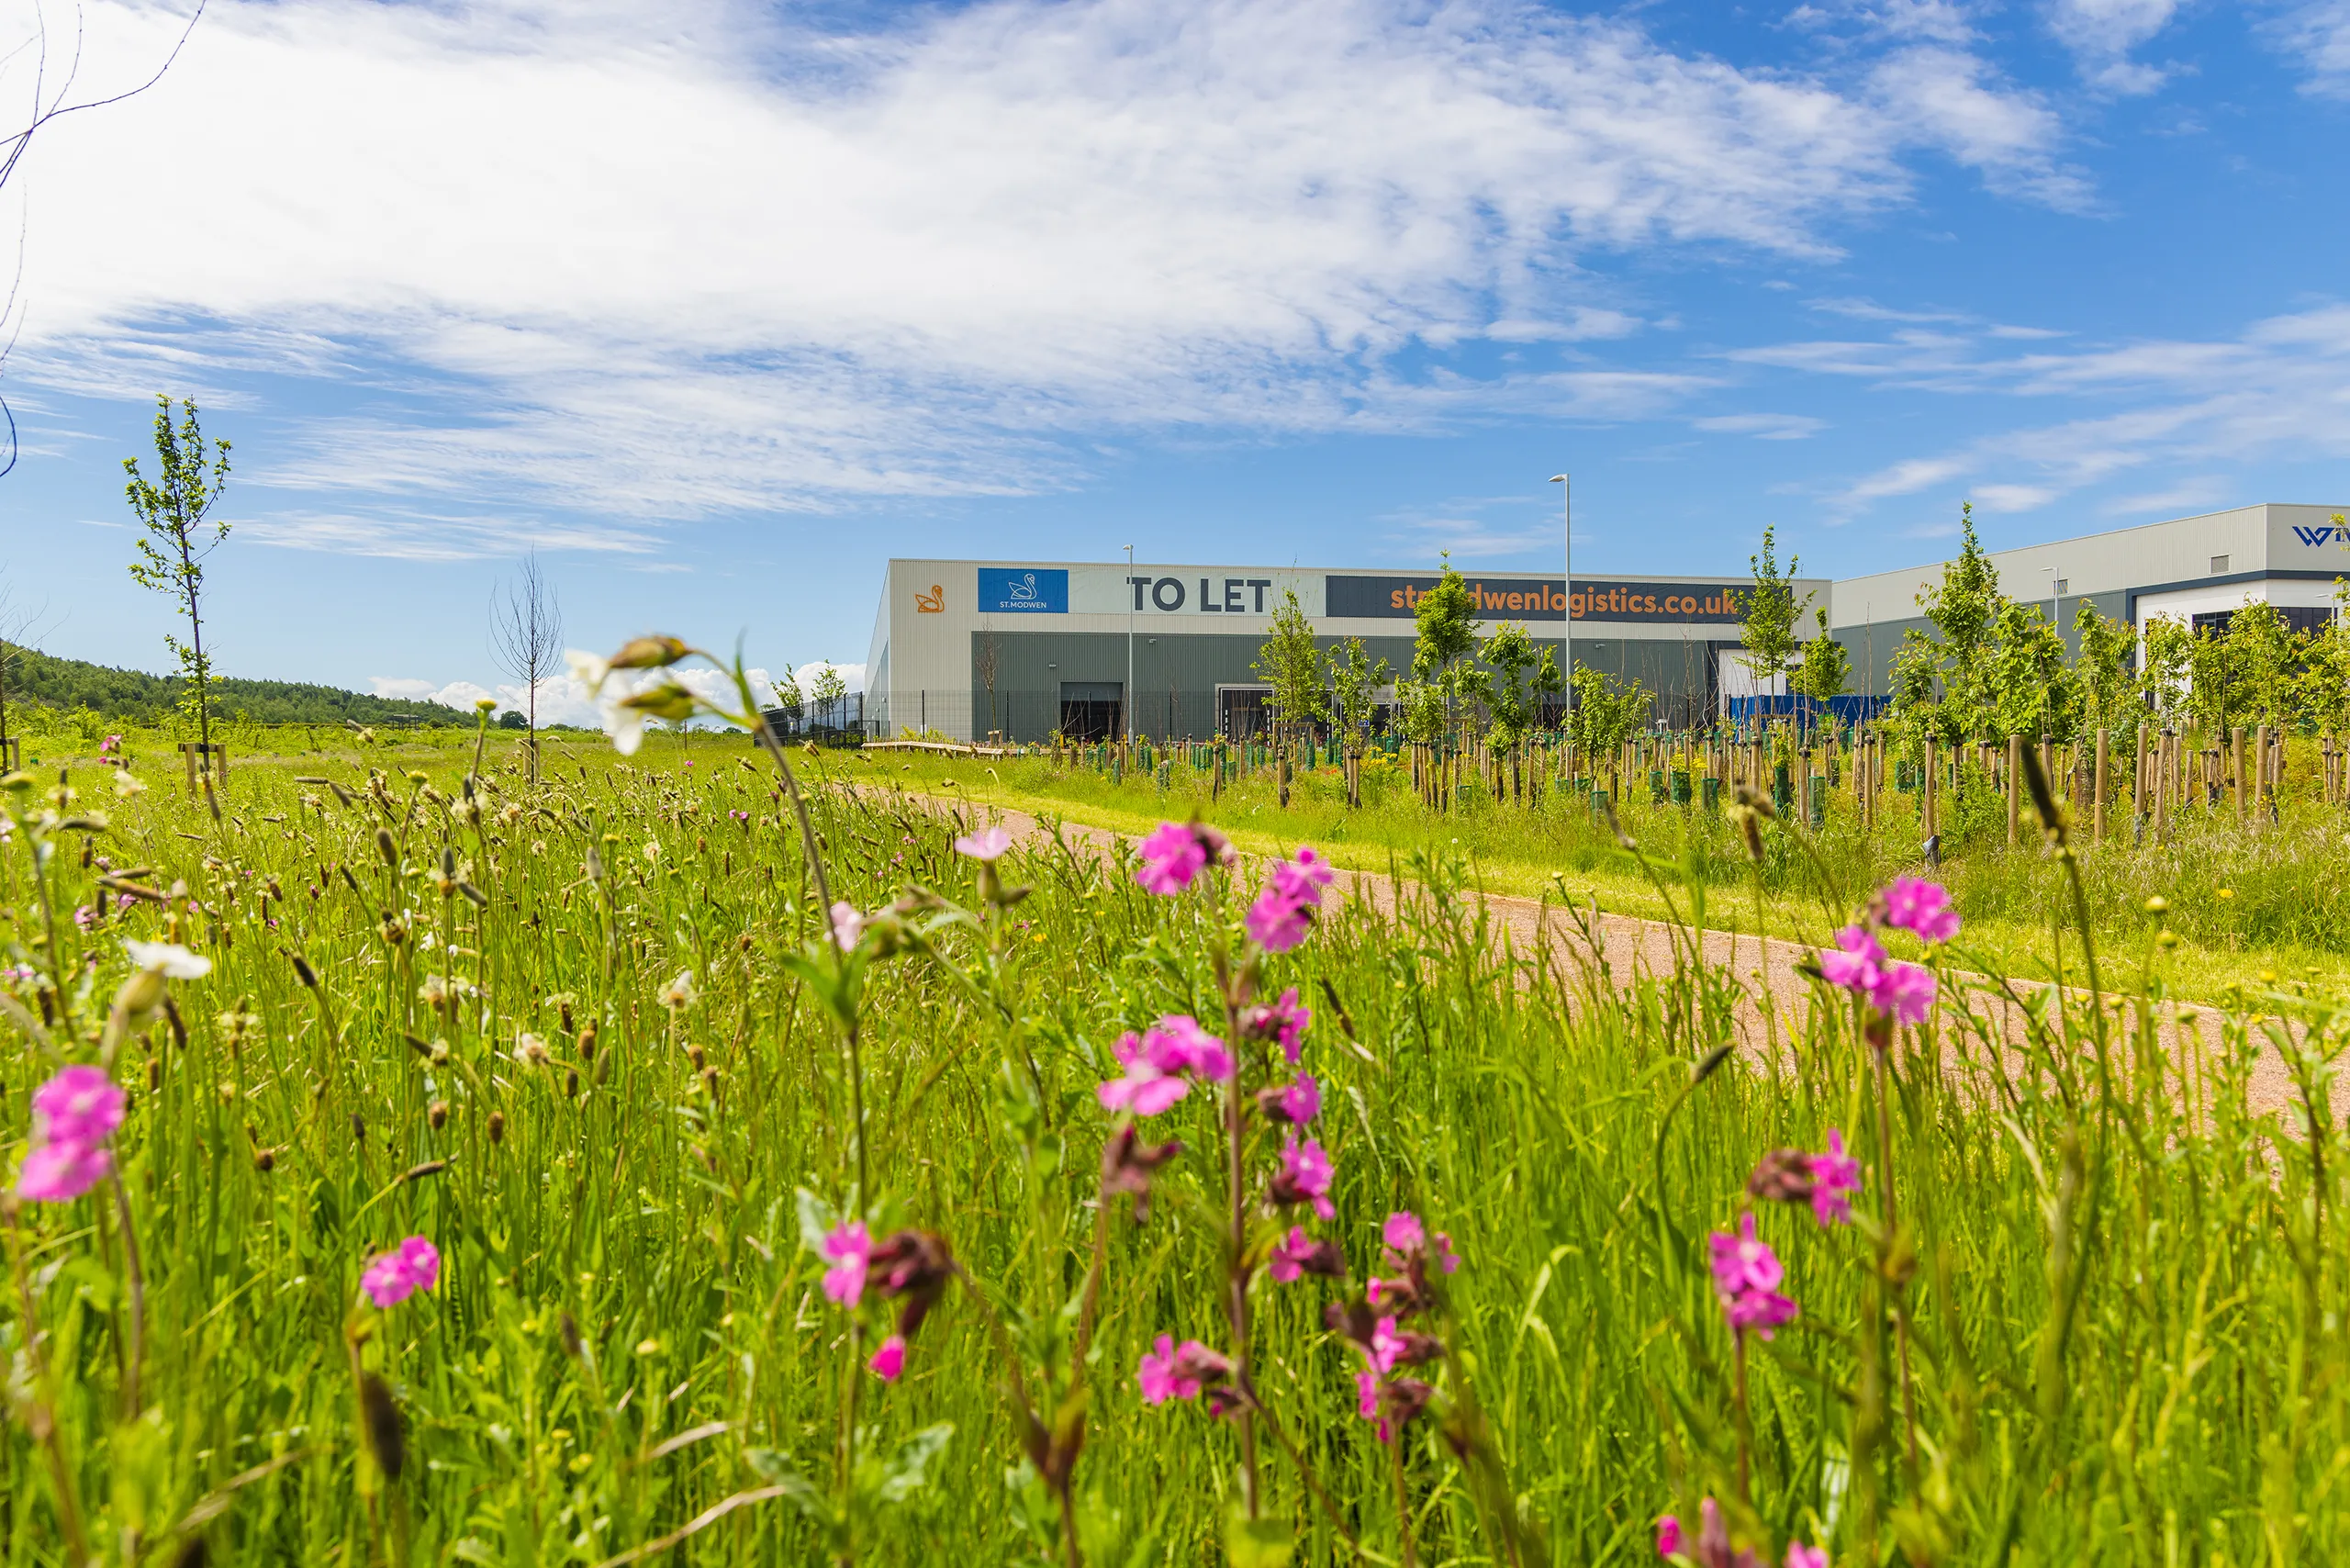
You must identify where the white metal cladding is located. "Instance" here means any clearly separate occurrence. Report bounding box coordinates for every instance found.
[1827,503,2350,630]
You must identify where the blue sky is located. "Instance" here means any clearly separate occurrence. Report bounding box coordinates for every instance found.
[4,0,2347,716]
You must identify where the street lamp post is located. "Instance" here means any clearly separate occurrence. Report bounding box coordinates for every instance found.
[1550,474,1572,776]
[1125,543,1136,746]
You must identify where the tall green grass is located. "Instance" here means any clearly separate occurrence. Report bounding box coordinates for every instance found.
[874,745,2350,991]
[3,733,2346,1563]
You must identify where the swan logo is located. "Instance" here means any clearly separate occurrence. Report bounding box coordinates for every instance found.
[977,567,1069,612]
[914,584,945,613]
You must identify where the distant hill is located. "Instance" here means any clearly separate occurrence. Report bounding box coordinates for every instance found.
[0,642,467,729]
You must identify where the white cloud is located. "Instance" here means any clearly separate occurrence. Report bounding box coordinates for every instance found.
[1694,412,1828,439]
[2045,0,2182,93]
[6,0,2084,525]
[365,659,850,732]
[2264,3,2350,98]
[1972,482,2056,512]
[1785,305,2350,516]
[1863,47,2090,209]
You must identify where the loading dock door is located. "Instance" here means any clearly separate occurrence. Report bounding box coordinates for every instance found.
[1059,681,1123,742]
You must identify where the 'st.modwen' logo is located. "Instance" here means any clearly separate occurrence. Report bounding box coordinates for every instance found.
[2290,521,2350,547]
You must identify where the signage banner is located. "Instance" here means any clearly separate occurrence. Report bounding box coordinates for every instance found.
[1325,575,1751,624]
[976,567,1069,613]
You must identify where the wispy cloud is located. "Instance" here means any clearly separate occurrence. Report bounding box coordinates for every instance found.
[1694,412,1828,439]
[1784,305,2350,517]
[2045,0,2185,94]
[7,0,2087,532]
[2263,2,2350,97]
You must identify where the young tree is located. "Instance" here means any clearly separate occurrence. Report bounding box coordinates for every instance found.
[1791,607,1851,711]
[769,664,805,734]
[1568,666,1650,801]
[491,552,564,785]
[1736,525,1809,689]
[811,665,849,734]
[1472,622,1561,804]
[124,395,232,762]
[1326,636,1390,807]
[2072,599,2138,738]
[2139,616,2192,728]
[2225,600,2302,733]
[1409,556,1481,749]
[1987,602,2076,741]
[2185,622,2239,741]
[1886,629,1948,749]
[1252,587,1326,805]
[1915,502,2006,739]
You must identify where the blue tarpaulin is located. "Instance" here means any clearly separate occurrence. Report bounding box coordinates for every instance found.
[1723,694,1891,724]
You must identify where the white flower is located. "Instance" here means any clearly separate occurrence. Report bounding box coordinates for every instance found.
[829,902,866,952]
[602,700,645,756]
[565,648,612,693]
[659,968,698,1008]
[643,839,663,864]
[113,771,148,799]
[123,939,210,980]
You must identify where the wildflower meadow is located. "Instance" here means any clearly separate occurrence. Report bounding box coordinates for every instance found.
[7,633,2350,1566]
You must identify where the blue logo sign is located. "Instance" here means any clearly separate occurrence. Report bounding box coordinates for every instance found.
[977,567,1069,613]
[2291,523,2350,547]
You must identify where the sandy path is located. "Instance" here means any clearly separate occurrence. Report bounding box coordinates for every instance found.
[868,786,2337,1125]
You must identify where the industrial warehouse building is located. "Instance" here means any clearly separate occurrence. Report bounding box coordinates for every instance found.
[861,503,2349,744]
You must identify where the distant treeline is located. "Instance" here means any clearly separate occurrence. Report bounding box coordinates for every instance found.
[0,641,466,729]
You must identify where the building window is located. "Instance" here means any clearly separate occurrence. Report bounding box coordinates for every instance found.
[2210,554,2230,574]
[2053,578,2068,596]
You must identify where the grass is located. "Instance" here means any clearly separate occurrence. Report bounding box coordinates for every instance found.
[4,722,2350,1563]
[859,742,2350,1001]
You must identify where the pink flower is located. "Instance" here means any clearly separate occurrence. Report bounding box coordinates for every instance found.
[1154,1014,1233,1081]
[1382,1211,1425,1253]
[1874,960,1937,1025]
[1137,1336,1192,1404]
[1707,1212,1783,1297]
[1818,924,1885,993]
[1274,1075,1319,1125]
[1724,1284,1797,1339]
[1880,877,1960,944]
[1785,1544,1828,1568]
[1267,1226,1344,1284]
[16,1138,111,1203]
[1097,1031,1194,1117]
[1245,886,1315,952]
[73,905,98,931]
[1807,1129,1863,1227]
[1356,1369,1381,1422]
[1710,1215,1796,1340]
[822,1221,872,1307]
[1818,925,1936,1026]
[33,1066,125,1147]
[1270,846,1335,902]
[869,1334,906,1382]
[829,902,866,952]
[1135,822,1230,894]
[362,1236,442,1308]
[954,826,1013,861]
[1270,1134,1335,1220]
[1369,1314,1408,1375]
[1655,1515,1684,1559]
[1136,1335,1233,1406]
[1434,1232,1460,1273]
[1240,986,1313,1062]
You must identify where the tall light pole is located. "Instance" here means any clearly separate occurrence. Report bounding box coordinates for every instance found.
[1125,543,1136,745]
[1550,475,1572,770]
